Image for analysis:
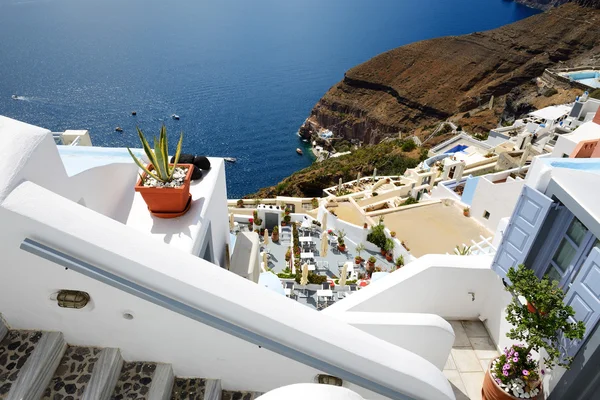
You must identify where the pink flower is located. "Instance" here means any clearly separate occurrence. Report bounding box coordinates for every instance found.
[503,364,510,370]
[523,370,529,376]
[513,357,519,362]
[495,378,502,385]
[541,369,545,375]
[503,370,509,376]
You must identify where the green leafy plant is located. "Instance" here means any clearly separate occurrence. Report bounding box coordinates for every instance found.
[384,238,395,253]
[401,139,416,152]
[402,197,418,206]
[490,344,540,396]
[311,198,319,209]
[368,256,377,264]
[395,255,404,267]
[455,245,471,255]
[127,125,183,183]
[355,243,366,259]
[505,265,586,368]
[367,224,387,249]
[236,199,244,208]
[336,230,346,247]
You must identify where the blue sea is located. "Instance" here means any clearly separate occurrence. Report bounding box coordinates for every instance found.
[0,0,538,198]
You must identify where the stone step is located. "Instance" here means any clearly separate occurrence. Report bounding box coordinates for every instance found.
[42,345,103,399]
[82,347,123,400]
[0,316,7,343]
[6,331,67,400]
[171,378,221,400]
[221,390,263,400]
[111,361,161,399]
[148,363,174,400]
[0,330,43,399]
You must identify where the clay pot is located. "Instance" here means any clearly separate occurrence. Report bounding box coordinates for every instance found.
[355,258,362,265]
[338,244,346,252]
[281,221,287,226]
[272,232,279,242]
[136,164,193,216]
[482,363,541,400]
[380,248,387,256]
[385,253,393,262]
[464,210,470,217]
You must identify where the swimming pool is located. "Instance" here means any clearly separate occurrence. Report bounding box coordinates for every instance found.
[565,70,600,89]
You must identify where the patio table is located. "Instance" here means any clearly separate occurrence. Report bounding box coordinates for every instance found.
[299,237,313,243]
[307,264,316,271]
[300,252,314,259]
[316,289,333,298]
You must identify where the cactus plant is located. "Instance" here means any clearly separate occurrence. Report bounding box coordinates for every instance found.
[127,125,183,183]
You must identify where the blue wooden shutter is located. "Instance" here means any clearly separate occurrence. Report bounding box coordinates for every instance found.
[492,186,553,281]
[562,248,600,357]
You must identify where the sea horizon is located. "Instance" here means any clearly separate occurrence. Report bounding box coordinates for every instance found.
[0,0,539,198]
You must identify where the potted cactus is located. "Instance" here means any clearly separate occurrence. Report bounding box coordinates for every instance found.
[127,125,192,217]
[385,238,395,262]
[337,230,347,252]
[272,225,279,242]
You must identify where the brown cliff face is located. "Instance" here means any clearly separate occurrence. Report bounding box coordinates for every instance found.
[304,3,600,143]
[514,0,600,10]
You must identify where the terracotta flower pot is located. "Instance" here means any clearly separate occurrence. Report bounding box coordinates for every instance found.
[272,233,279,242]
[385,253,393,262]
[380,248,387,256]
[355,258,362,265]
[135,164,193,216]
[338,244,346,252]
[482,362,542,400]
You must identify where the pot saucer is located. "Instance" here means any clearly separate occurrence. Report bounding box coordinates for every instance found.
[149,194,192,219]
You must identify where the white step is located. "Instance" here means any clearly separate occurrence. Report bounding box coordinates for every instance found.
[7,331,67,400]
[148,363,174,400]
[0,315,7,343]
[82,347,124,400]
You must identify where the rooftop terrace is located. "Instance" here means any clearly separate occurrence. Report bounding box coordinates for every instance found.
[378,202,491,257]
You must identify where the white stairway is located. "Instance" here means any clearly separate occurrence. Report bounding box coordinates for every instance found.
[0,315,261,400]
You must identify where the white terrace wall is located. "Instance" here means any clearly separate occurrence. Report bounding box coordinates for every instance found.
[469,174,525,232]
[0,181,454,400]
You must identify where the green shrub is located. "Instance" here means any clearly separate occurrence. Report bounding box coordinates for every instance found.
[590,88,600,100]
[419,148,429,161]
[367,224,387,249]
[402,197,418,206]
[401,139,417,152]
[543,87,558,97]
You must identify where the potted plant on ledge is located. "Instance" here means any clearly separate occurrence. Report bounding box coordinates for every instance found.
[366,256,376,277]
[128,126,192,217]
[482,265,586,400]
[271,225,279,242]
[337,230,347,252]
[384,238,395,262]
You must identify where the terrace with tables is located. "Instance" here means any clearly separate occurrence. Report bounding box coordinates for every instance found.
[234,218,396,310]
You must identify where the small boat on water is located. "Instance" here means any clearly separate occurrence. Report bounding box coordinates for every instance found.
[11,95,18,100]
[171,114,180,120]
[131,111,137,116]
[224,157,237,163]
[115,127,123,132]
[296,148,303,155]
[302,139,309,143]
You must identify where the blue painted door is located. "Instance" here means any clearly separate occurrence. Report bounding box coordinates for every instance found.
[562,248,600,357]
[492,186,553,281]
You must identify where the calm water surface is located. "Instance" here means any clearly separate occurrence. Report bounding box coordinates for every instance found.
[0,0,538,197]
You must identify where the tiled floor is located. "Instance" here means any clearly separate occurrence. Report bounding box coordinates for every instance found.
[445,321,499,400]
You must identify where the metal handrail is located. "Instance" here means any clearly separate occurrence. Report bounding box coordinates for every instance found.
[20,238,418,400]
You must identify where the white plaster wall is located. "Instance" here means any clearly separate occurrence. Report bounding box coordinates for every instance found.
[200,162,230,266]
[326,255,497,320]
[326,312,455,370]
[230,232,260,282]
[470,177,524,232]
[551,136,578,158]
[69,163,138,222]
[0,181,454,400]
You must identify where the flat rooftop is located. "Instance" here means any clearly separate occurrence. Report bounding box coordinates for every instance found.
[378,202,491,257]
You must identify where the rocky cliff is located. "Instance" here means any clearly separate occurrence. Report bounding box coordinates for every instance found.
[251,2,600,198]
[514,0,600,10]
[299,2,600,144]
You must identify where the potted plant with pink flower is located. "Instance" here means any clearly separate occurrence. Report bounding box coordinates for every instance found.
[482,265,585,400]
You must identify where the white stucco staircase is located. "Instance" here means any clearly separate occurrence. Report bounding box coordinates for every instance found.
[0,315,261,400]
